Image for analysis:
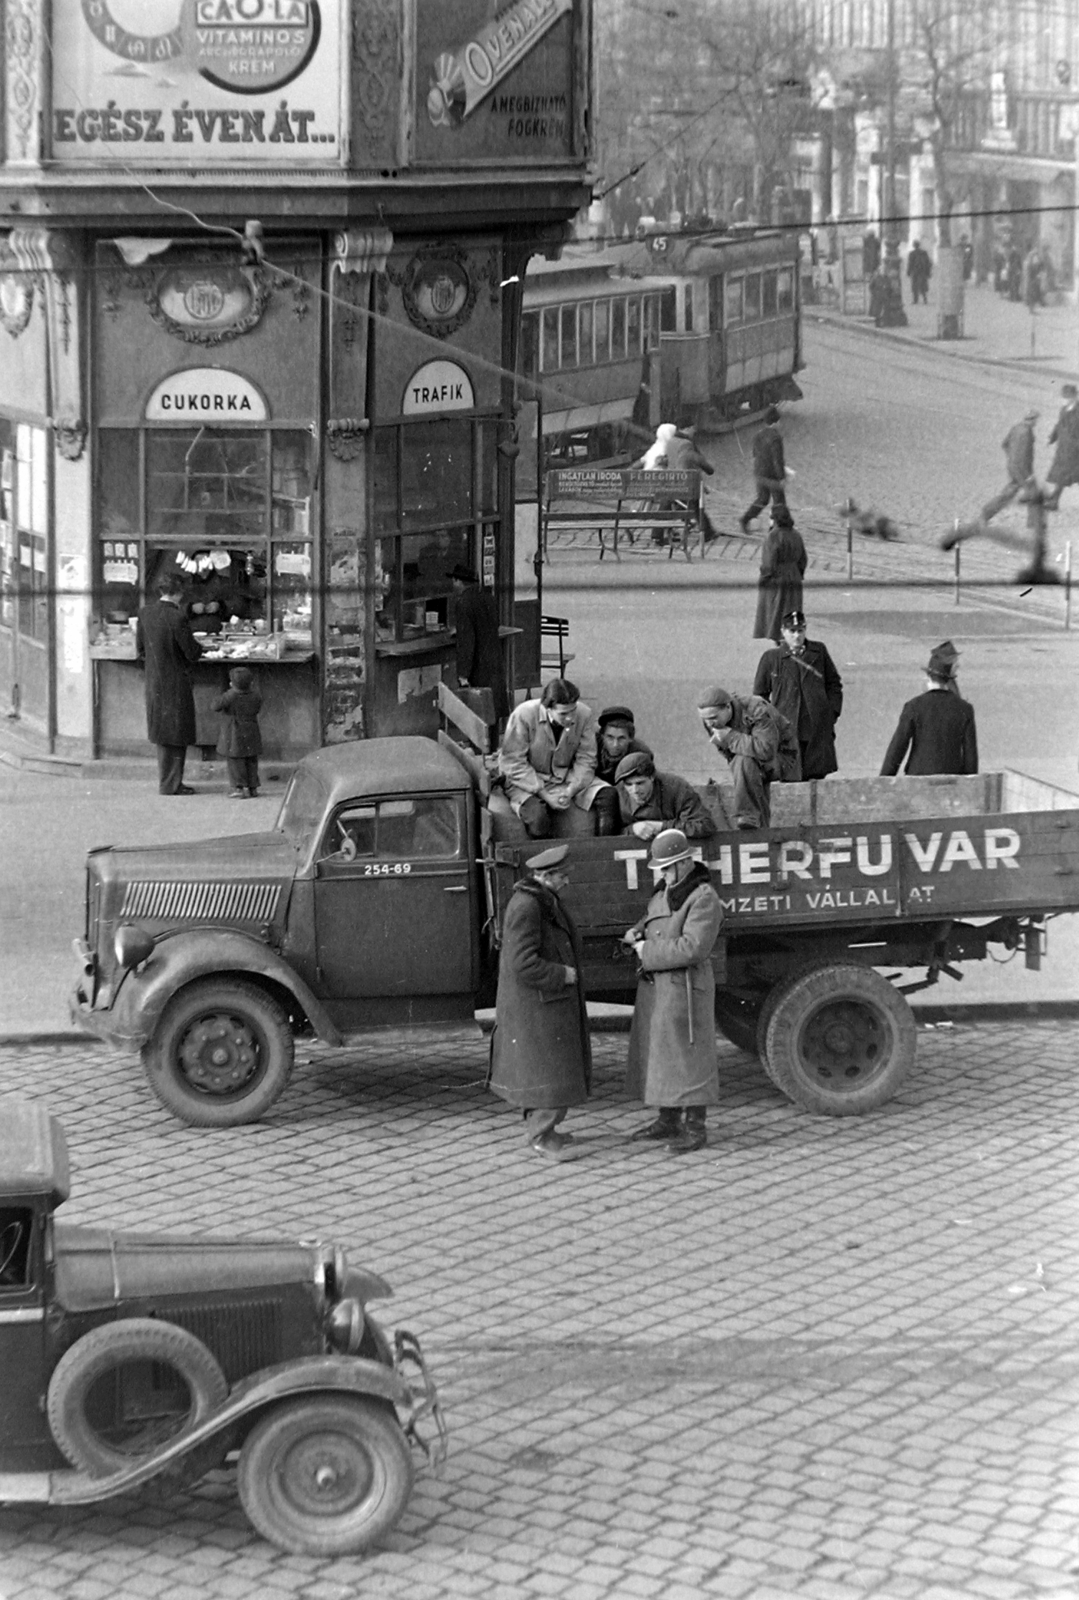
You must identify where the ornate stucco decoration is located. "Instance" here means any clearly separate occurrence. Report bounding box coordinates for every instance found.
[351,0,400,164]
[5,0,41,165]
[0,272,34,337]
[325,417,370,462]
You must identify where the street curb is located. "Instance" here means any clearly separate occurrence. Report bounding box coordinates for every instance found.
[9,1000,1076,1050]
[805,307,1079,385]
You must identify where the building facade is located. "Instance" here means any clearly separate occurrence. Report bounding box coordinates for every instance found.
[0,0,592,761]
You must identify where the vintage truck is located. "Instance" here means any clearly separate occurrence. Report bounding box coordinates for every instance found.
[0,1100,445,1555]
[71,690,1079,1127]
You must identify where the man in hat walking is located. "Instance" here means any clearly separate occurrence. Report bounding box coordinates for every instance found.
[740,406,788,531]
[880,646,978,776]
[753,610,843,780]
[614,751,716,840]
[697,685,800,829]
[488,844,591,1160]
[450,564,509,732]
[623,829,724,1156]
[136,578,203,795]
[1044,383,1079,510]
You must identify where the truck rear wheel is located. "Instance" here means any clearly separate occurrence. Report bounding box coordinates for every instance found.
[763,963,916,1116]
[238,1395,414,1557]
[143,978,294,1127]
[47,1318,228,1477]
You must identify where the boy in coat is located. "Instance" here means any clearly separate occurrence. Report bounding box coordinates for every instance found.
[752,610,843,779]
[623,829,724,1156]
[487,844,591,1160]
[880,646,978,777]
[136,579,203,795]
[212,665,263,797]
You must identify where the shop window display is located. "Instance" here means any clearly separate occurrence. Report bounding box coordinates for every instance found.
[0,421,49,643]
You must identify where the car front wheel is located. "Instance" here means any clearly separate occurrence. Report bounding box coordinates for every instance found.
[142,977,294,1128]
[237,1396,415,1557]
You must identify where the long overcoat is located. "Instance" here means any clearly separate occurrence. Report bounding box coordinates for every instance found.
[488,879,591,1110]
[453,584,510,721]
[752,638,842,778]
[1047,402,1079,489]
[753,524,807,641]
[625,865,724,1108]
[135,600,202,747]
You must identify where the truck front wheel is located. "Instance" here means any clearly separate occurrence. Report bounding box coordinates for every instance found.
[763,963,916,1116]
[143,978,294,1127]
[238,1395,414,1557]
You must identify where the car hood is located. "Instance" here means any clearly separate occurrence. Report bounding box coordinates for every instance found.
[87,832,298,942]
[53,1222,321,1313]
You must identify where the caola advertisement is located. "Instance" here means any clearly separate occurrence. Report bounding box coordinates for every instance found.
[49,0,341,165]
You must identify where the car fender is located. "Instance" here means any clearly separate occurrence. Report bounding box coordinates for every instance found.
[44,1354,411,1507]
[107,930,342,1050]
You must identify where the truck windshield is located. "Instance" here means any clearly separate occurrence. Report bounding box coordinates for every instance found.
[275,767,328,851]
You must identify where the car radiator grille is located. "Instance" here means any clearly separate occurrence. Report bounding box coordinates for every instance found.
[119,881,281,924]
[166,1298,284,1383]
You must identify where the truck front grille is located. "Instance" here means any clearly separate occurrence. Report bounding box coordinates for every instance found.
[166,1298,283,1383]
[119,881,281,925]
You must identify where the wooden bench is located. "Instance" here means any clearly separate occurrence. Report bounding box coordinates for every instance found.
[542,467,704,562]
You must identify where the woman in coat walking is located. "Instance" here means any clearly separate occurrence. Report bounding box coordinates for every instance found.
[623,829,724,1156]
[488,844,591,1160]
[753,505,807,642]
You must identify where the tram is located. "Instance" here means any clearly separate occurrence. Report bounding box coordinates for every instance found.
[519,228,804,465]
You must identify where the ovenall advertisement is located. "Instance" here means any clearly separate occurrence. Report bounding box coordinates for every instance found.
[49,0,342,165]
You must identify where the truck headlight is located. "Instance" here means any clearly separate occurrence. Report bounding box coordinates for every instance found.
[327,1296,365,1354]
[114,924,155,971]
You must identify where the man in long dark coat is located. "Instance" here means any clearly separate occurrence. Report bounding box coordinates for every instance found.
[135,580,202,795]
[752,609,843,779]
[487,844,591,1160]
[739,406,787,531]
[623,828,724,1156]
[880,646,978,777]
[753,505,807,642]
[1044,383,1079,510]
[450,564,510,728]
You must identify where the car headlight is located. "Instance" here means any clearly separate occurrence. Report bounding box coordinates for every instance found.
[113,924,155,971]
[327,1296,365,1354]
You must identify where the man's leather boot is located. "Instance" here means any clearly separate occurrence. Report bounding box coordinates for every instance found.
[628,1107,682,1143]
[666,1106,707,1156]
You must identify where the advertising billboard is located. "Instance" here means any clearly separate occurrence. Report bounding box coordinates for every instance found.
[414,0,576,164]
[49,0,342,165]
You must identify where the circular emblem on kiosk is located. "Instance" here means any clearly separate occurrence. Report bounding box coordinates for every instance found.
[402,360,475,416]
[148,264,270,346]
[398,243,477,340]
[80,1,321,94]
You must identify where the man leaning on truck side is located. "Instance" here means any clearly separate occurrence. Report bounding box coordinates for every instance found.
[487,845,591,1161]
[697,684,800,829]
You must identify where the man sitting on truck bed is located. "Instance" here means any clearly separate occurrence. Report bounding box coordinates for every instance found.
[697,684,800,830]
[499,679,608,839]
[615,751,717,841]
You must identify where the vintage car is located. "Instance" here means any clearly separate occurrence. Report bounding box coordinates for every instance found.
[0,1101,446,1555]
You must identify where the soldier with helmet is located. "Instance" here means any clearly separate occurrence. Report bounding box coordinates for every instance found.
[622,829,725,1156]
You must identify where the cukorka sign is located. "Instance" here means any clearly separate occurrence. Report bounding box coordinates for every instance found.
[50,0,342,165]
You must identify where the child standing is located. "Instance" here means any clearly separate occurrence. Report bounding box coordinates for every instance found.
[212,665,262,797]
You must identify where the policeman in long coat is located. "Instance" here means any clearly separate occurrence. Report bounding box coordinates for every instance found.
[488,844,591,1160]
[135,580,202,795]
[752,609,843,779]
[623,829,724,1156]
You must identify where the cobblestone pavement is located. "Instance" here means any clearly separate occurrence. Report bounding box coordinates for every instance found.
[1,1020,1078,1600]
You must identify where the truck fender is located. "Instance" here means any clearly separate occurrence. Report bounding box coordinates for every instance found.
[107,930,342,1050]
[45,1354,410,1507]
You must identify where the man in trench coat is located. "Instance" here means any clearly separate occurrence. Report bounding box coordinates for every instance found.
[623,829,724,1156]
[487,844,591,1160]
[135,579,203,795]
[752,609,843,779]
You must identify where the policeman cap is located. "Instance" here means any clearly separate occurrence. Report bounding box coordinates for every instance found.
[526,844,570,873]
[781,609,806,629]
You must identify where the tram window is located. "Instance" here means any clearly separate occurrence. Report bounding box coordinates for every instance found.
[579,302,594,364]
[777,268,794,312]
[660,288,677,333]
[762,271,778,317]
[744,273,762,321]
[645,296,661,348]
[683,285,694,332]
[542,308,559,372]
[594,299,610,362]
[723,277,742,326]
[627,298,642,356]
[520,312,539,379]
[560,305,578,368]
[611,299,626,359]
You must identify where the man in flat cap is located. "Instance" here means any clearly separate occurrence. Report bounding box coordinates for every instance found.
[753,609,843,780]
[615,751,716,841]
[592,705,653,835]
[880,645,978,776]
[623,829,724,1156]
[487,843,591,1160]
[697,685,799,830]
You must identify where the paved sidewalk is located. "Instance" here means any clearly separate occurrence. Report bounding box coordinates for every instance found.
[0,1021,1077,1600]
[809,280,1079,385]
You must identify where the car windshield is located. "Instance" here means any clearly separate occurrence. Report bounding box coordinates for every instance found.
[275,766,327,851]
